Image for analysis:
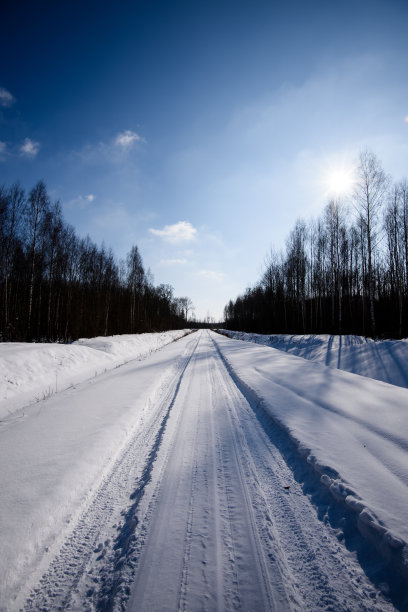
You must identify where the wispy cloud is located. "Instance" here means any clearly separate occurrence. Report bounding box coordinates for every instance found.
[20,138,40,157]
[199,269,225,282]
[66,194,97,211]
[149,221,197,243]
[159,258,189,266]
[74,130,145,165]
[0,141,7,159]
[115,130,144,148]
[0,87,15,107]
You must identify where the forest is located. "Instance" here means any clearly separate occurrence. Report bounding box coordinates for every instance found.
[0,180,193,341]
[224,150,408,338]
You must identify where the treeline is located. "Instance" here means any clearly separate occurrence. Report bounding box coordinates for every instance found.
[224,150,408,338]
[0,180,192,341]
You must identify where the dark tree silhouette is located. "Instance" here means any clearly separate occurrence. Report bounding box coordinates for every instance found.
[0,181,191,342]
[224,151,407,339]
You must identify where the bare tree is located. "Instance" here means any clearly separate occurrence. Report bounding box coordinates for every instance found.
[26,181,50,339]
[352,150,389,335]
[399,180,408,298]
[324,199,346,332]
[178,296,195,322]
[1,183,25,336]
[285,219,308,332]
[127,245,145,332]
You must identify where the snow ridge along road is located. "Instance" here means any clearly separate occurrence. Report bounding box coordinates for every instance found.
[212,331,408,587]
[1,331,196,609]
[0,329,190,419]
[219,328,408,388]
[1,330,403,610]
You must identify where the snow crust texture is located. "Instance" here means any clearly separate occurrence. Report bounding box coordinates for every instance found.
[0,330,407,610]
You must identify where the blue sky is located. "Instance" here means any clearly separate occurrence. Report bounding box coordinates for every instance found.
[1,0,407,320]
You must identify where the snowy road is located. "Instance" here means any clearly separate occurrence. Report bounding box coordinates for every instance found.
[1,330,404,610]
[126,331,389,611]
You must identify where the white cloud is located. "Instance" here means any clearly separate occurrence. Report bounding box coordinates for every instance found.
[0,88,15,107]
[0,141,6,159]
[115,130,144,148]
[198,269,225,282]
[20,137,40,157]
[86,194,95,202]
[149,221,197,243]
[159,258,188,266]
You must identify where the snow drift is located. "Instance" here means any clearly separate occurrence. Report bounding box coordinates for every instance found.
[0,330,190,419]
[213,332,408,587]
[219,330,408,388]
[0,330,193,609]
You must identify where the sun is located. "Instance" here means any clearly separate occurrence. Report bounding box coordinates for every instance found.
[323,163,355,198]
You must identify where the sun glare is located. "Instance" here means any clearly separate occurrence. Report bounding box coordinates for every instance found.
[322,162,356,198]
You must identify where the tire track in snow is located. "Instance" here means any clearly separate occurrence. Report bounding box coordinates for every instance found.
[177,456,198,611]
[23,334,200,611]
[210,330,396,611]
[127,333,206,611]
[97,334,200,611]
[208,338,293,610]
[23,330,396,611]
[128,330,293,611]
[175,351,202,611]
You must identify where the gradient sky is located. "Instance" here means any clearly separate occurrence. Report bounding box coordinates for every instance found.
[1,0,407,320]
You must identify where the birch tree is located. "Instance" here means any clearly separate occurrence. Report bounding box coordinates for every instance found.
[352,150,389,335]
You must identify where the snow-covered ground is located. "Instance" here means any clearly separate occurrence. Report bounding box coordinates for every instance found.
[214,335,408,564]
[0,330,190,419]
[219,330,408,388]
[0,331,193,609]
[0,329,407,610]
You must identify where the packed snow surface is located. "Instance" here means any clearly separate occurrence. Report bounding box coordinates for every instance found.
[0,329,407,610]
[219,330,408,388]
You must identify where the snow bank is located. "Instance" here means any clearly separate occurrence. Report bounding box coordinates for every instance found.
[213,332,408,580]
[219,330,408,388]
[0,330,190,419]
[0,331,195,608]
